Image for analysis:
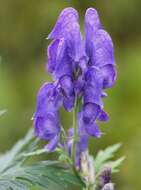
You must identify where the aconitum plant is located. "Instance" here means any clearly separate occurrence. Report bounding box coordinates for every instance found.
[33,7,122,190]
[0,7,125,190]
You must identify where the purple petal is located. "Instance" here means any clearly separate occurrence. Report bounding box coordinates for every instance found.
[98,110,109,122]
[79,56,89,73]
[47,39,60,73]
[101,64,117,89]
[48,7,85,62]
[85,66,103,86]
[85,8,102,31]
[48,38,73,80]
[84,67,103,107]
[34,83,62,117]
[85,8,102,58]
[45,135,59,152]
[92,30,115,67]
[84,85,103,107]
[77,135,89,151]
[63,94,75,112]
[74,76,84,95]
[59,75,74,96]
[83,103,101,124]
[68,127,74,137]
[48,8,79,40]
[85,8,115,72]
[85,123,101,138]
[34,83,54,117]
[34,112,60,141]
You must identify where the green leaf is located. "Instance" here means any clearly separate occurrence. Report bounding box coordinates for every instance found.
[0,129,34,173]
[0,129,84,190]
[22,148,46,157]
[105,156,126,173]
[0,161,84,190]
[94,143,122,175]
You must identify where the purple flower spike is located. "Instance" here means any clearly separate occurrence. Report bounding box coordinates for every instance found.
[34,7,117,163]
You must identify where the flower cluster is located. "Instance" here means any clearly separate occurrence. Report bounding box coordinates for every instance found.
[34,7,116,166]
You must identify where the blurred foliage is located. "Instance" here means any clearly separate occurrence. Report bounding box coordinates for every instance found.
[0,0,141,189]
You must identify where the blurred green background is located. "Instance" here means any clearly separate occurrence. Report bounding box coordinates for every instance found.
[0,0,141,189]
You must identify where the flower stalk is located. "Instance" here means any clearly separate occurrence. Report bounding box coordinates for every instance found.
[33,7,117,186]
[72,99,78,165]
[85,185,94,190]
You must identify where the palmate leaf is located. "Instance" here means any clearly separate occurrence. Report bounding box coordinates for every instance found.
[22,148,46,157]
[0,129,84,190]
[94,143,122,175]
[0,129,34,173]
[105,156,125,173]
[0,161,84,190]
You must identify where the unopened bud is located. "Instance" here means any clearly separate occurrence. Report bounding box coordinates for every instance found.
[101,183,114,190]
[81,151,95,185]
[88,155,95,185]
[100,166,112,186]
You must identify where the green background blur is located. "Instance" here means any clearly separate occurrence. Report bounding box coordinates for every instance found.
[0,0,141,189]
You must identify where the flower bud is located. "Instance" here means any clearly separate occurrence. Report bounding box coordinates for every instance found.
[81,151,95,185]
[100,166,112,187]
[101,183,114,190]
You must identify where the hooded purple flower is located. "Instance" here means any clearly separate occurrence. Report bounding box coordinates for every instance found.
[46,7,116,112]
[34,83,62,151]
[34,7,116,163]
[85,8,116,88]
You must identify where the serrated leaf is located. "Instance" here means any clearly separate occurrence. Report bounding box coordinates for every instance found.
[0,129,34,173]
[105,156,125,173]
[22,148,46,157]
[94,143,122,175]
[0,161,84,190]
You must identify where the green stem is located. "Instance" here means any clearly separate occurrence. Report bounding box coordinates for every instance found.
[85,185,95,190]
[72,99,78,166]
